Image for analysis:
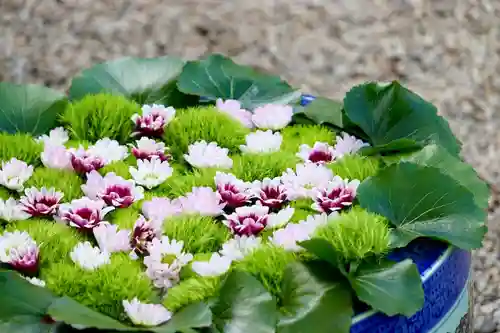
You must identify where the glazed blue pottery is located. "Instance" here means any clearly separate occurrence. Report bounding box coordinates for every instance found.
[300,94,473,333]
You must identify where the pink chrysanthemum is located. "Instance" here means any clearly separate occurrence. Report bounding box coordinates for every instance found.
[297,142,335,164]
[57,197,114,232]
[0,231,39,274]
[69,146,104,175]
[129,215,162,259]
[250,177,288,210]
[142,197,183,222]
[179,187,226,217]
[20,187,64,217]
[223,205,294,236]
[130,137,171,162]
[131,104,176,138]
[312,176,360,214]
[215,99,254,128]
[215,172,252,210]
[333,132,369,158]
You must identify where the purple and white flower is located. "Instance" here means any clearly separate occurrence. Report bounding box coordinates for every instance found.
[179,187,226,217]
[219,235,262,261]
[0,231,39,274]
[129,158,173,190]
[223,204,294,236]
[184,141,233,169]
[142,197,182,222]
[312,177,360,214]
[87,138,129,164]
[297,142,335,164]
[250,177,288,210]
[216,99,254,128]
[20,187,64,217]
[240,130,282,154]
[130,137,171,162]
[251,104,293,130]
[144,236,193,289]
[192,253,232,277]
[69,146,105,175]
[281,163,333,200]
[129,215,162,259]
[215,172,252,209]
[82,171,144,208]
[333,132,369,158]
[57,197,114,231]
[35,127,69,146]
[93,224,131,253]
[70,241,111,270]
[41,143,73,170]
[0,158,34,191]
[123,298,172,327]
[132,104,176,138]
[0,198,30,222]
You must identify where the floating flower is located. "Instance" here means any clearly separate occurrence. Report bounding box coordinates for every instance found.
[219,235,262,261]
[129,215,162,259]
[251,104,293,130]
[87,138,129,164]
[123,298,172,327]
[215,99,254,128]
[82,171,144,208]
[333,132,369,158]
[130,137,171,162]
[35,127,69,146]
[240,130,282,154]
[20,187,64,217]
[41,143,73,170]
[184,141,233,169]
[281,163,333,200]
[215,172,252,209]
[223,204,293,236]
[144,236,194,289]
[70,241,111,271]
[0,158,34,192]
[69,146,105,175]
[57,197,114,231]
[269,214,329,251]
[0,231,39,274]
[129,158,173,190]
[0,198,30,222]
[297,142,335,164]
[23,276,46,287]
[250,177,288,210]
[142,197,183,222]
[192,253,232,277]
[93,224,131,253]
[312,177,360,214]
[132,104,176,137]
[179,187,226,217]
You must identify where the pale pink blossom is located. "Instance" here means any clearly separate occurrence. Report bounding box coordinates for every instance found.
[250,177,289,210]
[130,137,171,162]
[0,158,34,192]
[269,214,330,251]
[312,177,360,214]
[69,146,104,175]
[131,104,176,138]
[179,187,226,217]
[0,198,30,222]
[215,172,252,210]
[216,99,254,128]
[219,235,262,261]
[87,138,129,164]
[123,298,172,327]
[35,127,69,146]
[142,197,182,222]
[184,141,233,169]
[70,241,110,270]
[333,132,369,158]
[240,130,282,154]
[281,163,334,200]
[57,197,114,232]
[297,142,335,164]
[0,231,39,274]
[192,253,232,277]
[81,171,144,208]
[20,187,64,217]
[251,104,293,130]
[129,158,173,189]
[93,224,131,253]
[41,143,73,170]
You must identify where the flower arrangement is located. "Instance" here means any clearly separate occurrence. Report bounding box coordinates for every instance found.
[0,54,489,333]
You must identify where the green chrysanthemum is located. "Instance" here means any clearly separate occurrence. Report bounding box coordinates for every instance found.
[231,151,299,182]
[0,132,43,166]
[162,276,220,312]
[281,125,335,154]
[328,154,380,181]
[25,168,84,201]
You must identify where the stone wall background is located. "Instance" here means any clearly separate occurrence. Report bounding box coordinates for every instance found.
[1,0,500,331]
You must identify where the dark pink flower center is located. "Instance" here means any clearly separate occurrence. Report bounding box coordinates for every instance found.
[10,251,39,275]
[316,187,356,213]
[99,185,134,208]
[70,153,104,175]
[134,114,166,138]
[218,184,250,209]
[63,207,102,231]
[130,224,156,256]
[132,148,171,162]
[228,214,268,236]
[23,196,60,217]
[308,149,334,164]
[258,186,288,210]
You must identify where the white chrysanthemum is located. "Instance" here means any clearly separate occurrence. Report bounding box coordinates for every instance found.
[70,241,111,270]
[129,158,173,189]
[192,253,232,277]
[0,158,34,192]
[0,198,30,222]
[219,235,262,261]
[23,276,46,287]
[123,298,172,327]
[87,138,129,164]
[281,163,333,200]
[35,127,69,146]
[143,236,194,289]
[333,132,369,158]
[184,141,233,169]
[251,104,293,130]
[240,130,282,154]
[267,206,295,229]
[93,224,131,253]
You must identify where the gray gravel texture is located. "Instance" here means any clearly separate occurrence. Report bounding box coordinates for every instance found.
[1,0,500,331]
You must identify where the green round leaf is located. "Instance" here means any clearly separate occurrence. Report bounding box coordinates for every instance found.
[278,262,353,333]
[349,259,424,317]
[343,81,461,156]
[357,162,487,249]
[0,83,67,135]
[294,97,344,128]
[359,138,423,156]
[69,56,195,107]
[177,54,301,110]
[212,270,277,333]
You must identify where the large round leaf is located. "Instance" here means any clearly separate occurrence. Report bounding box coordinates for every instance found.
[0,83,67,135]
[177,54,301,110]
[69,56,195,107]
